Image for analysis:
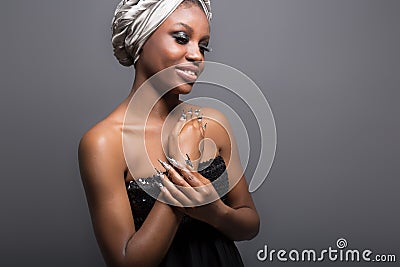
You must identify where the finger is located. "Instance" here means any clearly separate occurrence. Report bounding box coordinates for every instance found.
[155,174,183,207]
[186,108,193,120]
[196,114,202,126]
[159,159,200,198]
[160,174,192,206]
[158,186,183,207]
[159,159,190,187]
[200,122,207,136]
[177,167,210,187]
[166,156,187,170]
[165,156,205,185]
[167,155,196,175]
[194,110,206,137]
[188,109,200,129]
[194,109,201,118]
[172,109,187,137]
[184,154,194,169]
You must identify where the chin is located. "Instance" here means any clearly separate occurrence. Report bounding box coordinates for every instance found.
[171,82,194,95]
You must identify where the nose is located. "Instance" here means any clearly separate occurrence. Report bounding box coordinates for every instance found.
[185,42,203,62]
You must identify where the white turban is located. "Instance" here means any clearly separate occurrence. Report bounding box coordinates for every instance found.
[111,0,212,67]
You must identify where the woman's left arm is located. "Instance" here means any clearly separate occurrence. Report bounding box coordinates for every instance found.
[205,176,260,241]
[163,107,260,241]
[198,108,259,241]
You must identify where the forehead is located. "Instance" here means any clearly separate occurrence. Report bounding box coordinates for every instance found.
[161,4,210,35]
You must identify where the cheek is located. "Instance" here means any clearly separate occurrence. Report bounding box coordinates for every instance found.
[158,39,185,62]
[139,35,186,76]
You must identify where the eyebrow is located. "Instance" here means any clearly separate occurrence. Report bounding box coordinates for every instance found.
[174,22,210,40]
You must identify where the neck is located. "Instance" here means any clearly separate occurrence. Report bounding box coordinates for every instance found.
[126,72,182,122]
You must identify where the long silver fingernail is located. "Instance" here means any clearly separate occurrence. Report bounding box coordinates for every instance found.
[180,112,187,120]
[185,154,193,168]
[202,122,207,130]
[194,109,200,116]
[166,156,185,169]
[197,115,202,122]
[187,108,193,115]
[156,181,164,188]
[166,156,178,166]
[158,159,172,171]
[154,167,165,178]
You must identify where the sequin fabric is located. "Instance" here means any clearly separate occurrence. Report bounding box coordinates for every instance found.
[125,155,229,229]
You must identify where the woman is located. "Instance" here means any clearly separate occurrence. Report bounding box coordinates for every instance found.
[78,0,259,266]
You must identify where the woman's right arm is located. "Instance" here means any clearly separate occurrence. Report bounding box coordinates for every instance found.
[78,126,182,267]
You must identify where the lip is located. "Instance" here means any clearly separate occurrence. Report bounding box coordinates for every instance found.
[175,65,200,83]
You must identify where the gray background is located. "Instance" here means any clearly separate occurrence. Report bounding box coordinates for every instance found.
[1,0,399,266]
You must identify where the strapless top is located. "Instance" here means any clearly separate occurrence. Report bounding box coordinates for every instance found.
[124,156,244,267]
[125,155,229,229]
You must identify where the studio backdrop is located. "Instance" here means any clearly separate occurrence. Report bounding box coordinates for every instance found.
[1,0,399,266]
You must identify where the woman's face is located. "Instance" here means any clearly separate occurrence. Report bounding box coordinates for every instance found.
[136,4,210,94]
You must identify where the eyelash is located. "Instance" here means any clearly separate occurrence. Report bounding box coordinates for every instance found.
[173,32,212,53]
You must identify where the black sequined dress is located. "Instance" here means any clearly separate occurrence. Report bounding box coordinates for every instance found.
[125,156,244,267]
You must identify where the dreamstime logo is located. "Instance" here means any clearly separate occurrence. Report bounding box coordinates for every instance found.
[257,238,397,263]
[122,61,276,206]
[336,238,347,249]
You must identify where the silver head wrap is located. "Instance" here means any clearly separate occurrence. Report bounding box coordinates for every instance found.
[111,0,212,67]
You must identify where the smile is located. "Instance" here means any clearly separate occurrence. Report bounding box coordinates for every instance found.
[175,67,199,83]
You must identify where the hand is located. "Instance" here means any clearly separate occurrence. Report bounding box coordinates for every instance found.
[156,159,224,223]
[167,108,206,170]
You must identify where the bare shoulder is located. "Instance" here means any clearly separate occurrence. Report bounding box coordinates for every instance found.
[79,120,121,155]
[200,106,232,141]
[200,106,230,124]
[78,119,126,183]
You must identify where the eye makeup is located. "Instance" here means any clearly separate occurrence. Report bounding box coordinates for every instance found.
[199,44,212,53]
[172,32,189,44]
[172,31,212,53]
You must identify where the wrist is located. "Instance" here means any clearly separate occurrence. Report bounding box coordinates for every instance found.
[208,200,229,229]
[156,200,184,218]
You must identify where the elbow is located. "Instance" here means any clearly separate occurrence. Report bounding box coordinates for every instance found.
[221,206,260,241]
[251,213,261,238]
[249,208,260,239]
[238,213,260,241]
[247,217,260,240]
